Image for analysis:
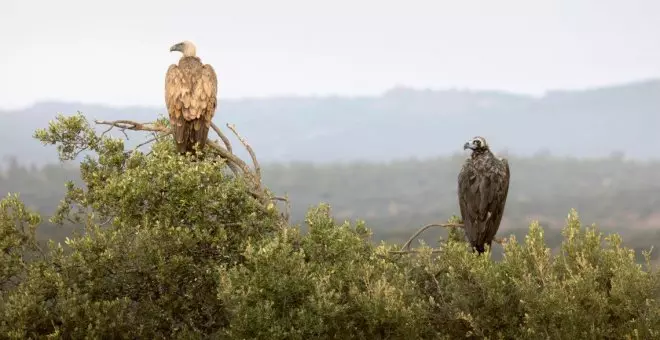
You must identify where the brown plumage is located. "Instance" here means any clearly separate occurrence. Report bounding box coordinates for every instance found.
[457,136,511,254]
[165,41,218,155]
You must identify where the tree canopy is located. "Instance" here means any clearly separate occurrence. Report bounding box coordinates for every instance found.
[1,112,659,339]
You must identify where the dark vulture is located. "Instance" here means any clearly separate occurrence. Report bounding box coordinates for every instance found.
[165,41,218,155]
[457,136,510,254]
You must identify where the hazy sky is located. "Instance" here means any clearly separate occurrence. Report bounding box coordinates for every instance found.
[1,0,658,109]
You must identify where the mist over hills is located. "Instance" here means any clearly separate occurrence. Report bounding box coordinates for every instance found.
[2,79,659,165]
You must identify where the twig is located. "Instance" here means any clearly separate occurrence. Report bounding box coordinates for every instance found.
[205,140,255,181]
[400,223,464,252]
[98,215,114,226]
[388,249,445,255]
[127,132,172,154]
[210,122,232,154]
[226,123,261,185]
[94,120,168,133]
[389,221,508,255]
[68,146,90,161]
[101,125,114,137]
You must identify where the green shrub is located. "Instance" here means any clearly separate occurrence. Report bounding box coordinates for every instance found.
[0,113,658,339]
[400,213,660,339]
[216,204,432,339]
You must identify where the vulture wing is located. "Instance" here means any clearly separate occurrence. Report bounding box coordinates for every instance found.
[165,61,218,154]
[458,162,483,247]
[483,158,510,245]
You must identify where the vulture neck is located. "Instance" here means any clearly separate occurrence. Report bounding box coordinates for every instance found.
[179,55,201,64]
[471,149,492,159]
[182,45,197,58]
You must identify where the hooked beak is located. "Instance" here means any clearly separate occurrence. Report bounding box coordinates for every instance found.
[170,43,183,52]
[463,142,474,150]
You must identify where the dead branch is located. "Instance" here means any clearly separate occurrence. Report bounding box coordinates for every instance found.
[388,249,444,255]
[389,221,508,255]
[400,223,464,252]
[226,123,262,186]
[210,122,233,154]
[95,120,167,133]
[101,125,114,137]
[205,140,249,177]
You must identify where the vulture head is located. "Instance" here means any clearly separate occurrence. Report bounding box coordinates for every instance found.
[463,136,489,153]
[170,40,197,57]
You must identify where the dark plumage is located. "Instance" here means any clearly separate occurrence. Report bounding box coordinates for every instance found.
[457,136,511,254]
[165,41,218,155]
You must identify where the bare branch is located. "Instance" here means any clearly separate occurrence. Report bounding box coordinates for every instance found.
[205,140,254,180]
[226,123,261,184]
[94,120,168,133]
[388,221,508,255]
[119,130,129,140]
[210,122,233,154]
[101,125,114,137]
[69,146,91,161]
[388,249,445,255]
[400,223,464,252]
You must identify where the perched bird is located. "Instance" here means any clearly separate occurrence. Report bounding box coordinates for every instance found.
[165,41,218,155]
[457,136,510,254]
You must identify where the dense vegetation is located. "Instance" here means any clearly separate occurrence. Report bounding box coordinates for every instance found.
[1,113,660,338]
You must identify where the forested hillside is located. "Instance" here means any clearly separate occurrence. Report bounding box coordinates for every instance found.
[3,152,660,262]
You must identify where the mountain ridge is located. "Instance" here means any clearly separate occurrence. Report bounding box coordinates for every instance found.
[2,79,659,165]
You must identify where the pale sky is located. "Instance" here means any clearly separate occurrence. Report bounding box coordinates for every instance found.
[1,0,658,109]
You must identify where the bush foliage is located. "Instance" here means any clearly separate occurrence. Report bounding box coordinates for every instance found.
[1,113,659,339]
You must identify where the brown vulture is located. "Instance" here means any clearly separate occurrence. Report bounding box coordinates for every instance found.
[165,40,218,155]
[457,136,510,254]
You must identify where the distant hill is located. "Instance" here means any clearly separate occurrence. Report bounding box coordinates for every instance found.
[2,79,659,165]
